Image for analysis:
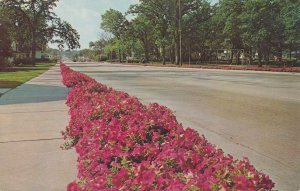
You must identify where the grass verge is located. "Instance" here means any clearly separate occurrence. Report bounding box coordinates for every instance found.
[0,63,55,89]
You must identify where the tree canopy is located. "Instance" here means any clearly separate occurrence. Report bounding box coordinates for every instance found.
[93,0,299,66]
[1,0,80,64]
[0,8,12,60]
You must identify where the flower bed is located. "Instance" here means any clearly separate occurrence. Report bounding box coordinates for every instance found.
[122,62,300,73]
[191,65,300,73]
[60,64,274,191]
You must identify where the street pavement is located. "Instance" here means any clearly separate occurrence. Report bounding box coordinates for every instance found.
[67,62,300,191]
[0,65,76,191]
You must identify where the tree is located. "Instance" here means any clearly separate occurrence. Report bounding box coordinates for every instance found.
[101,9,128,62]
[240,0,284,66]
[97,0,299,66]
[180,0,212,64]
[1,0,80,65]
[0,24,12,58]
[214,0,244,64]
[0,8,12,67]
[90,32,115,61]
[280,0,300,61]
[129,14,155,63]
[89,33,112,54]
[129,0,171,64]
[129,0,212,65]
[78,49,95,61]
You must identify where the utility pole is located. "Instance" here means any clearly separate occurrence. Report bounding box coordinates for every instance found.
[179,0,182,66]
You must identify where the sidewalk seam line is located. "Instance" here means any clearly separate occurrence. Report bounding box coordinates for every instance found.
[0,137,63,144]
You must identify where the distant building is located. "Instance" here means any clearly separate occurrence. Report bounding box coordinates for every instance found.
[8,41,29,64]
[10,41,51,63]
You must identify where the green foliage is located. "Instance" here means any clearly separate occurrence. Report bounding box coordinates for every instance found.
[96,0,299,65]
[129,14,155,62]
[280,0,300,53]
[95,54,108,61]
[101,9,128,62]
[13,58,32,66]
[0,26,12,67]
[1,0,80,64]
[0,7,12,66]
[101,9,127,38]
[215,0,243,49]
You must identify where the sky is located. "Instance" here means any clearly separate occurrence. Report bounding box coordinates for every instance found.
[49,0,138,49]
[49,0,217,50]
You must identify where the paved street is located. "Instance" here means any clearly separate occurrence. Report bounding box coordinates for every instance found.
[68,62,300,191]
[0,65,76,191]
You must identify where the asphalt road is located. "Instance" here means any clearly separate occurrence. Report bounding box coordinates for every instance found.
[67,62,300,191]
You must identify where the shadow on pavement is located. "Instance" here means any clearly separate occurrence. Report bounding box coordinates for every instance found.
[0,83,68,105]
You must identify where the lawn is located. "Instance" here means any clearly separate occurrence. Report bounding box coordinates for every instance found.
[0,63,55,89]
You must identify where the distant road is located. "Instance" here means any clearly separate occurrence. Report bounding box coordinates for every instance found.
[67,62,300,191]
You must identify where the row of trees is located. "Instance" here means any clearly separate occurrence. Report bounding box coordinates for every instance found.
[90,0,299,66]
[0,0,80,66]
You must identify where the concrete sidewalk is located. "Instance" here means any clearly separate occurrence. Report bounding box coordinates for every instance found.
[0,65,76,191]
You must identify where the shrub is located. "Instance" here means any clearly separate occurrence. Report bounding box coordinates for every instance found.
[106,59,121,63]
[60,64,275,191]
[126,57,140,63]
[13,57,32,66]
[94,54,108,61]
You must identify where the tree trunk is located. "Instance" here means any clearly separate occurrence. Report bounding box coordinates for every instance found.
[0,56,4,68]
[118,48,122,63]
[188,45,191,66]
[258,49,262,67]
[154,47,160,61]
[237,53,240,65]
[162,45,166,65]
[175,41,179,65]
[31,8,37,66]
[249,48,253,65]
[266,53,269,66]
[144,42,149,63]
[289,45,292,61]
[230,51,234,65]
[169,49,173,64]
[277,45,283,67]
[31,33,36,65]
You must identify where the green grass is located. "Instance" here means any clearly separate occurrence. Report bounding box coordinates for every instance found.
[0,63,55,88]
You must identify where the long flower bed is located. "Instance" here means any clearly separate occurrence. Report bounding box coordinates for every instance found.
[60,64,274,191]
[192,65,300,73]
[125,62,300,73]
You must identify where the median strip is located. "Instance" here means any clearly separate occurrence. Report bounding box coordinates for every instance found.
[60,63,274,190]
